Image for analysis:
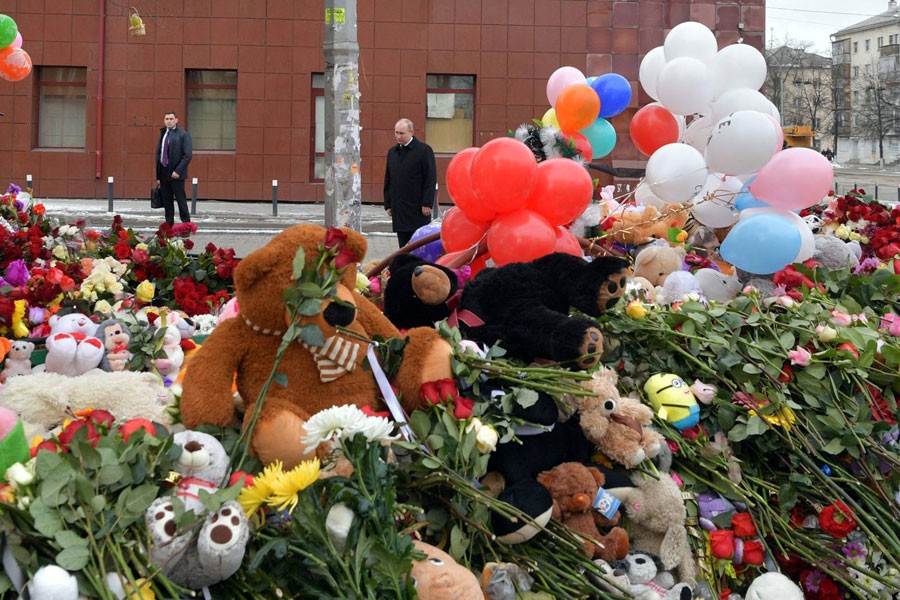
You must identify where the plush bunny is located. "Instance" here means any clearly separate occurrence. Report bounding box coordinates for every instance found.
[144,430,249,590]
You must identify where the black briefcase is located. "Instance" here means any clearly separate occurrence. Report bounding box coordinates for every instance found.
[151,186,163,209]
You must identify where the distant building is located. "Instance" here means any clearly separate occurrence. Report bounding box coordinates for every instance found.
[832,0,900,164]
[763,46,832,150]
[0,1,760,202]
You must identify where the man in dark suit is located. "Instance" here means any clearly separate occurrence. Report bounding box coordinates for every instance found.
[155,111,193,226]
[383,118,437,247]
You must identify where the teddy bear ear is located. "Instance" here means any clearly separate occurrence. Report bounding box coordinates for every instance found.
[587,466,606,487]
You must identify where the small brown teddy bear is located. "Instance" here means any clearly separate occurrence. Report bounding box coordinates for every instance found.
[180,225,453,469]
[632,244,686,288]
[575,367,665,469]
[537,462,630,562]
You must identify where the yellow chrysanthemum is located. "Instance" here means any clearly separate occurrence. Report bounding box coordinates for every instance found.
[238,461,282,518]
[12,300,29,338]
[750,405,797,431]
[267,459,321,513]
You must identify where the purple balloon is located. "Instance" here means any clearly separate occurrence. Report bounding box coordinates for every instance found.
[409,222,444,263]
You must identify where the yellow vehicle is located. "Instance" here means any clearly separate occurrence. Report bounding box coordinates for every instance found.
[782,125,815,148]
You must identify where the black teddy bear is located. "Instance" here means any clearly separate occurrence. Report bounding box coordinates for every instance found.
[456,253,630,369]
[382,254,459,330]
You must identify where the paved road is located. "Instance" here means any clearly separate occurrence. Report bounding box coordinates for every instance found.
[833,164,900,203]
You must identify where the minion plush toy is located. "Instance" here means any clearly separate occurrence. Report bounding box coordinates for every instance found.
[643,373,700,430]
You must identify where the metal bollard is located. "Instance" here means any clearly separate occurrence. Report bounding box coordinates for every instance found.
[26,173,33,193]
[875,184,879,200]
[272,179,278,216]
[107,176,114,212]
[191,177,198,215]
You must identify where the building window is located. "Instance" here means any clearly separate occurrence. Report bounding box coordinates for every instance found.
[891,34,898,45]
[186,70,237,150]
[865,63,873,75]
[311,73,324,182]
[425,74,475,153]
[865,39,871,51]
[35,66,87,148]
[878,37,884,47]
[854,90,860,102]
[854,41,859,53]
[854,66,860,77]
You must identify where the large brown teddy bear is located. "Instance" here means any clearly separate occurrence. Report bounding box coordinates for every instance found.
[180,225,452,468]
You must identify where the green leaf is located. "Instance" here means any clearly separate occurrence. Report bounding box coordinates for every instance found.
[54,530,87,549]
[727,424,748,442]
[441,411,459,439]
[421,457,442,469]
[90,495,107,513]
[298,298,323,316]
[512,388,539,409]
[56,543,90,571]
[742,363,762,375]
[292,246,307,280]
[40,462,75,507]
[299,282,324,298]
[409,411,433,439]
[426,434,445,450]
[745,415,768,436]
[34,451,64,480]
[29,497,63,537]
[98,463,126,486]
[300,323,325,346]
[822,438,844,454]
[778,332,795,349]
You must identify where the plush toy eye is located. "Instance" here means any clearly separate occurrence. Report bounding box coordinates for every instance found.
[602,399,616,413]
[635,557,646,564]
[671,378,684,388]
[428,558,444,566]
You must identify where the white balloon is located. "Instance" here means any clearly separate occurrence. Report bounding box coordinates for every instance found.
[682,115,714,152]
[664,21,719,65]
[639,47,667,101]
[657,57,714,116]
[740,207,816,262]
[710,44,768,98]
[634,181,666,209]
[690,174,742,227]
[705,111,779,175]
[646,143,709,204]
[711,88,779,123]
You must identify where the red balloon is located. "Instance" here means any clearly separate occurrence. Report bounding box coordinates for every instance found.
[486,210,556,266]
[0,47,31,82]
[469,254,489,278]
[440,206,490,253]
[446,147,497,223]
[525,158,594,226]
[470,138,538,215]
[564,131,593,162]
[553,226,583,257]
[629,104,680,157]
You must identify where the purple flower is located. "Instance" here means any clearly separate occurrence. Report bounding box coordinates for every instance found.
[842,540,867,560]
[854,257,882,274]
[4,260,29,287]
[13,200,23,211]
[6,183,21,195]
[803,568,825,592]
[0,276,8,289]
[28,307,46,325]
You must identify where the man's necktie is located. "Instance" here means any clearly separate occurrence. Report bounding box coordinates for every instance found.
[161,133,169,167]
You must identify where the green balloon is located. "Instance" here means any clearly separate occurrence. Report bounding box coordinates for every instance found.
[0,15,18,49]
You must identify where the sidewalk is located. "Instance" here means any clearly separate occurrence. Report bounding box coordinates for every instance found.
[37,198,407,261]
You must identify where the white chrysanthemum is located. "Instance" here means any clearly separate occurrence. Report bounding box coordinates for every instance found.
[191,314,218,334]
[302,405,369,451]
[346,414,398,445]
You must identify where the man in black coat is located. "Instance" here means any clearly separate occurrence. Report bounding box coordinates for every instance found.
[155,111,193,226]
[383,118,437,247]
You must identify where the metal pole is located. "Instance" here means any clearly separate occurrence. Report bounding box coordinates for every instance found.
[26,173,32,193]
[875,184,879,200]
[272,179,278,216]
[191,177,198,215]
[107,176,114,212]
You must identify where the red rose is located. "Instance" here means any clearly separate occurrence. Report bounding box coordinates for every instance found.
[434,378,459,403]
[118,418,156,441]
[731,512,757,538]
[30,439,60,458]
[32,203,45,216]
[333,247,358,270]
[836,343,859,360]
[453,397,475,420]
[323,227,347,250]
[418,381,442,405]
[229,471,255,488]
[709,529,735,559]
[819,501,857,538]
[57,420,100,450]
[741,539,765,565]
[680,425,706,441]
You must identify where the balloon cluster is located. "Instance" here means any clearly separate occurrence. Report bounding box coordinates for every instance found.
[0,14,31,82]
[541,67,632,161]
[628,22,832,275]
[441,138,591,267]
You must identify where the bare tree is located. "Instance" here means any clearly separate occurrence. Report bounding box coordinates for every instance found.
[851,64,900,165]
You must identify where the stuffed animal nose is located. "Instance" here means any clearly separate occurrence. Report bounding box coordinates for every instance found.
[324,302,356,327]
[184,440,202,453]
[413,266,424,277]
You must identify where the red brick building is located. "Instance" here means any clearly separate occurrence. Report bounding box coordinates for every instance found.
[0,0,764,203]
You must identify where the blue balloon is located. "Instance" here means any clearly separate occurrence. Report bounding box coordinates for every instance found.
[586,76,598,85]
[590,73,632,118]
[580,117,616,159]
[734,175,769,211]
[409,222,444,263]
[720,213,801,275]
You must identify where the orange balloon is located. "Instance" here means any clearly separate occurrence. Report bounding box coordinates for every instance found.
[555,84,601,132]
[440,206,489,253]
[0,47,31,82]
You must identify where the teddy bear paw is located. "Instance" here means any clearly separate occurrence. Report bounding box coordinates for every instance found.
[147,498,179,544]
[197,502,249,579]
[576,328,604,369]
[596,269,629,313]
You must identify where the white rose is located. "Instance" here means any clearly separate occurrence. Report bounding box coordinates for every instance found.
[474,424,499,454]
[5,462,34,487]
[52,245,68,259]
[94,300,113,314]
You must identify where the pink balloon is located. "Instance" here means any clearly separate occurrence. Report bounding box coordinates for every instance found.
[470,137,538,215]
[11,32,22,49]
[749,148,833,211]
[546,66,586,107]
[766,115,784,154]
[486,210,556,266]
